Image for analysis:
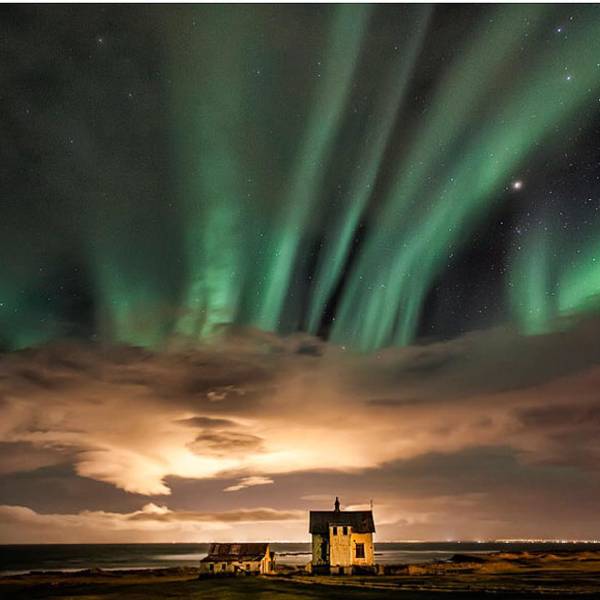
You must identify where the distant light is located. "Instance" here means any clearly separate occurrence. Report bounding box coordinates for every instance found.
[512,180,523,191]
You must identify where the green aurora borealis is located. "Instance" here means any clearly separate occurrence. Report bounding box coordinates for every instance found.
[3,4,600,352]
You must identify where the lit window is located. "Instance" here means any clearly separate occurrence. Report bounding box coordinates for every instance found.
[355,543,365,559]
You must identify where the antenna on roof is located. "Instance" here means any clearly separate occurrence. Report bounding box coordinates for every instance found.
[334,496,340,512]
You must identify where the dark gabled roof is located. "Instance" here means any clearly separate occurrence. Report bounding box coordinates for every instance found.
[200,543,269,563]
[309,510,375,535]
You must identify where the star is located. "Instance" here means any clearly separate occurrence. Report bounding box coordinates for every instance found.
[512,180,523,191]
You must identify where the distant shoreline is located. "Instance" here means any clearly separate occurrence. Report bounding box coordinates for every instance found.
[2,539,600,545]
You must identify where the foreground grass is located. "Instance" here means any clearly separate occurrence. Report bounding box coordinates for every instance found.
[0,575,431,600]
[2,570,600,600]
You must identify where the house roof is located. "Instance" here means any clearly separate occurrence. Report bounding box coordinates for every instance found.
[309,510,375,534]
[200,543,269,563]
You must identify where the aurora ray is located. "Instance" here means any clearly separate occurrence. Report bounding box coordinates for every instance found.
[251,4,371,332]
[306,5,432,335]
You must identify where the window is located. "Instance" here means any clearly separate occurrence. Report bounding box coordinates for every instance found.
[221,563,227,571]
[355,543,365,559]
[246,563,251,570]
[209,563,214,571]
[342,527,348,535]
[332,526,337,535]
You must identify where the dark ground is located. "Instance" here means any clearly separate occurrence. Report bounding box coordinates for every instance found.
[2,565,600,600]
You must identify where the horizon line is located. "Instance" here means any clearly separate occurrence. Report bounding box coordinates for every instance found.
[2,539,600,546]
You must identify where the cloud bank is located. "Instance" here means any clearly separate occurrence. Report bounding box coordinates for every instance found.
[1,319,600,540]
[0,503,304,544]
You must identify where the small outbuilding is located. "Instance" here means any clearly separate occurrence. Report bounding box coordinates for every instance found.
[199,543,274,575]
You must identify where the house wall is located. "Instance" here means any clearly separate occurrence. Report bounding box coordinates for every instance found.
[312,530,375,570]
[260,554,273,574]
[350,532,374,566]
[199,556,269,574]
[329,525,352,567]
[329,527,374,568]
[199,561,239,574]
[311,533,329,566]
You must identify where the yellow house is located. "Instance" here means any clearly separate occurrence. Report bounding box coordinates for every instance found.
[309,497,375,575]
[199,543,274,575]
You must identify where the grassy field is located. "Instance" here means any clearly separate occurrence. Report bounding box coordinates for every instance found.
[0,577,598,600]
[0,574,445,600]
[2,570,600,600]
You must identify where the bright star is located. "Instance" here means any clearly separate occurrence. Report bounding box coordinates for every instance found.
[512,180,523,191]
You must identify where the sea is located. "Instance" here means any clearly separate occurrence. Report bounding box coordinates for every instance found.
[2,542,600,576]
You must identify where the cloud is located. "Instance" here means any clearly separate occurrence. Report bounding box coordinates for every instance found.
[127,502,295,522]
[0,442,67,475]
[1,318,600,505]
[188,431,264,458]
[0,502,305,544]
[223,476,274,492]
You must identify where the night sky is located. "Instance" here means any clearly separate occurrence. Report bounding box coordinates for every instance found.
[2,4,600,543]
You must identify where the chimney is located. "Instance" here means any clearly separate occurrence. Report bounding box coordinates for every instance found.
[334,497,340,512]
